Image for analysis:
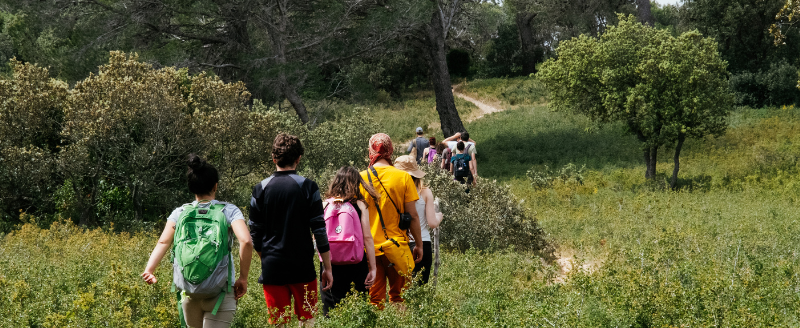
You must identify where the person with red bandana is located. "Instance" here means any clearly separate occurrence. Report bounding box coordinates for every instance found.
[358,133,424,308]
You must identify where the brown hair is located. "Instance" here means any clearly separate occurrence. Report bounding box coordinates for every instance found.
[326,166,380,202]
[272,133,304,168]
[428,137,436,147]
[436,142,446,154]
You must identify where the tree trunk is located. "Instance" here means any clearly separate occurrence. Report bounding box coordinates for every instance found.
[636,0,655,26]
[422,13,466,137]
[133,182,143,221]
[515,12,539,75]
[281,82,310,123]
[265,2,310,124]
[644,146,657,179]
[670,133,686,190]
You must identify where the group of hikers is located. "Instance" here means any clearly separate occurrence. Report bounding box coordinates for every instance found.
[407,127,478,187]
[141,128,474,327]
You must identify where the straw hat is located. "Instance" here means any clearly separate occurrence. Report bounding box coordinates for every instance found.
[394,155,426,178]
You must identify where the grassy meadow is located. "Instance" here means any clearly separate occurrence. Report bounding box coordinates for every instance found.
[3,78,800,326]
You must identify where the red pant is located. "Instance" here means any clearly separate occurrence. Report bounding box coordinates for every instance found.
[262,280,318,324]
[369,255,409,307]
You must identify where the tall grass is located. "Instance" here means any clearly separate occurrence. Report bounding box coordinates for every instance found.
[454,77,548,107]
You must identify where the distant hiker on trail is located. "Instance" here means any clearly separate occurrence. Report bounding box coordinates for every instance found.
[395,155,444,285]
[451,141,475,189]
[407,127,430,164]
[444,132,477,179]
[320,166,380,315]
[422,137,438,164]
[142,154,253,328]
[361,133,424,308]
[249,134,333,326]
[439,142,452,173]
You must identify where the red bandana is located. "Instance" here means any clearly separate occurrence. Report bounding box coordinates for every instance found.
[368,133,393,166]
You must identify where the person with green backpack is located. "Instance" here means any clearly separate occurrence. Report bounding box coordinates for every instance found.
[142,154,253,328]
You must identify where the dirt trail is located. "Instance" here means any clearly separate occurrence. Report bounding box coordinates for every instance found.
[400,88,508,150]
[452,89,505,122]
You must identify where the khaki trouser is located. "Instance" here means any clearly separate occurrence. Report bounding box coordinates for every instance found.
[182,292,237,328]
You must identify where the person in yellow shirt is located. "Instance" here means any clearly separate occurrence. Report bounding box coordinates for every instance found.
[359,133,424,307]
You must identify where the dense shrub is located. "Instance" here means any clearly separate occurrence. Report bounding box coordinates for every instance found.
[0,60,67,226]
[0,51,387,230]
[419,164,554,258]
[730,61,800,107]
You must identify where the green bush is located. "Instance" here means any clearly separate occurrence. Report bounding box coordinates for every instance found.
[527,163,585,190]
[730,61,800,107]
[419,164,554,258]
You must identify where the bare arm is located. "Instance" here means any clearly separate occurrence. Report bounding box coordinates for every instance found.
[442,133,460,143]
[422,189,442,229]
[142,221,176,284]
[231,220,253,299]
[423,147,430,159]
[404,201,424,263]
[470,154,477,177]
[357,201,377,287]
[319,251,333,291]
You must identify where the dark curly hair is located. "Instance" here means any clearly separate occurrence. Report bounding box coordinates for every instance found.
[272,133,304,168]
[187,154,219,195]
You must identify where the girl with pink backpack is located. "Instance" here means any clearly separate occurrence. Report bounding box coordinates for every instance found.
[320,166,380,315]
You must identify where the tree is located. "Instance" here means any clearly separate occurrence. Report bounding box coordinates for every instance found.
[539,15,733,188]
[0,60,67,223]
[410,0,469,136]
[684,0,791,73]
[636,0,655,26]
[0,0,421,124]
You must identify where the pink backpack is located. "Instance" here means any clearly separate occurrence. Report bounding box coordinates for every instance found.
[319,198,364,265]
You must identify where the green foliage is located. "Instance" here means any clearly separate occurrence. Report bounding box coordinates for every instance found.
[527,163,585,190]
[685,0,795,73]
[419,164,553,257]
[539,15,734,179]
[729,60,800,107]
[0,59,66,223]
[477,24,525,78]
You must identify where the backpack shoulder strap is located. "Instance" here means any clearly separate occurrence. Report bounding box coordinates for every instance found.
[366,167,390,240]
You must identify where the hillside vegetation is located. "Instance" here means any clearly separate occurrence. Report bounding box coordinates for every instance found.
[2,77,800,326]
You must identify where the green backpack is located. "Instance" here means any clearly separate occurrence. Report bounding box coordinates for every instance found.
[171,202,233,326]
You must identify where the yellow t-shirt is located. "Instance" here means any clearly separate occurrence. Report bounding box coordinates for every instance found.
[360,165,419,255]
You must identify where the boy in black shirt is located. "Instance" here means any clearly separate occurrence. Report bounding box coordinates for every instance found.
[249,134,333,326]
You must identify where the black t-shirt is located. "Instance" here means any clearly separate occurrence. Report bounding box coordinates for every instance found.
[249,171,329,285]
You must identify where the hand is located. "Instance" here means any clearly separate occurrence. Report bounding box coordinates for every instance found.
[364,269,376,288]
[234,277,248,300]
[141,271,157,285]
[320,268,334,291]
[413,244,423,263]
